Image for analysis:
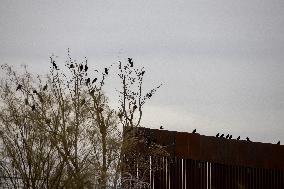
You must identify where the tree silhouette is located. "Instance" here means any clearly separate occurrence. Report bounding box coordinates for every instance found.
[0,52,165,189]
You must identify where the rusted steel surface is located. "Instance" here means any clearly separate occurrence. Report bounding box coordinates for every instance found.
[139,127,284,170]
[124,127,284,188]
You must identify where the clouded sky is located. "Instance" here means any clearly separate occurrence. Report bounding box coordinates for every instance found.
[1,0,284,143]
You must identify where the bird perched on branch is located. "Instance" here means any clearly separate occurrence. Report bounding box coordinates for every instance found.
[79,64,84,72]
[43,84,47,91]
[16,84,22,91]
[128,58,133,67]
[86,78,90,85]
[192,129,196,134]
[52,61,58,70]
[146,93,152,98]
[133,105,137,110]
[84,64,88,72]
[31,104,35,111]
[89,89,95,96]
[104,68,109,75]
[69,64,74,68]
[92,78,97,83]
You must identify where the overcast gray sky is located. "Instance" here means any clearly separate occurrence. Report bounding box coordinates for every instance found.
[1,0,284,143]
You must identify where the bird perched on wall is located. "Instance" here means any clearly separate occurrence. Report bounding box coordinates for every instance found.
[192,129,196,133]
[16,84,22,91]
[226,134,229,139]
[229,135,232,139]
[216,133,219,137]
[237,136,240,140]
[246,137,250,142]
[220,134,224,138]
[277,141,280,145]
[160,126,164,130]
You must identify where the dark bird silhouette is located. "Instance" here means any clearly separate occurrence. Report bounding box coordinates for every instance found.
[52,61,58,70]
[90,89,95,95]
[43,84,47,91]
[92,78,97,83]
[16,84,22,91]
[33,90,37,94]
[119,61,122,69]
[79,64,84,72]
[246,137,250,142]
[216,133,219,137]
[31,104,35,111]
[86,78,90,85]
[69,64,74,68]
[277,141,280,145]
[229,135,232,139]
[84,64,88,72]
[146,93,152,98]
[133,105,137,110]
[226,134,229,139]
[192,129,196,134]
[220,134,224,138]
[160,126,164,130]
[141,70,145,76]
[237,136,240,140]
[104,68,109,75]
[128,58,133,67]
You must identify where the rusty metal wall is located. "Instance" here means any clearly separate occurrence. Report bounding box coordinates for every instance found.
[139,157,284,189]
[124,128,284,189]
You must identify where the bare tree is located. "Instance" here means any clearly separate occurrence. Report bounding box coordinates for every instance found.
[0,53,166,189]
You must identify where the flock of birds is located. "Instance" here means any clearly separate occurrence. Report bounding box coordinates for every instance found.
[14,58,139,113]
[159,126,281,145]
[15,59,283,146]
